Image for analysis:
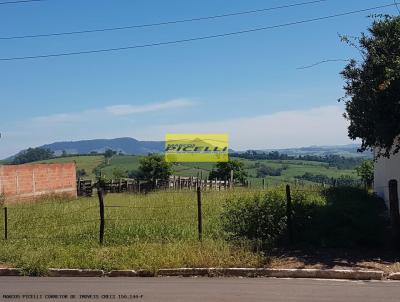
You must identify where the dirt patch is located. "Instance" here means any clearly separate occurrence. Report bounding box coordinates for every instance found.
[268,248,400,273]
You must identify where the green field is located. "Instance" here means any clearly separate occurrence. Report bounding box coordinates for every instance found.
[99,155,141,178]
[26,154,361,187]
[238,158,358,187]
[0,190,264,274]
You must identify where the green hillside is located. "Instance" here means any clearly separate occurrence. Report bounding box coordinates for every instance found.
[26,154,361,187]
[37,155,104,178]
[100,155,141,178]
[238,158,358,187]
[100,155,359,187]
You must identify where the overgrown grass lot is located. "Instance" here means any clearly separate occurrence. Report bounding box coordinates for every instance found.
[0,187,394,275]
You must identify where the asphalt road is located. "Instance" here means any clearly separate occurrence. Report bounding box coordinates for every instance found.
[1,277,400,302]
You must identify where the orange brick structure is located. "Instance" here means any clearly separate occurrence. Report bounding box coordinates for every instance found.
[0,163,77,203]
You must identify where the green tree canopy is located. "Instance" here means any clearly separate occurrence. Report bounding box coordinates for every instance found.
[356,160,374,189]
[209,159,248,184]
[104,149,117,158]
[12,147,54,164]
[341,15,400,158]
[137,154,173,183]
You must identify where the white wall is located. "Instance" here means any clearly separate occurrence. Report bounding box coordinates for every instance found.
[374,150,400,207]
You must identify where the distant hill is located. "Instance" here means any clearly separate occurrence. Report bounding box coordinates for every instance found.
[4,138,371,161]
[41,137,164,156]
[259,144,372,158]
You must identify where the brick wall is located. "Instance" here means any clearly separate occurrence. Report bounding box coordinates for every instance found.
[0,163,77,203]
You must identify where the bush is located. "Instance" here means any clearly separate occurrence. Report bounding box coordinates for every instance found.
[315,187,388,247]
[221,186,388,249]
[256,165,284,177]
[221,190,287,249]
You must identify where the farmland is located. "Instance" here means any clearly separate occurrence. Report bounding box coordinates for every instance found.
[33,154,361,187]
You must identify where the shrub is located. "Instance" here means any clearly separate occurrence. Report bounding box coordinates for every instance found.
[315,187,388,247]
[221,190,287,249]
[256,165,283,177]
[221,186,388,249]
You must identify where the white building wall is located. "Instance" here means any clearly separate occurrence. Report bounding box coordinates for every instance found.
[374,150,400,207]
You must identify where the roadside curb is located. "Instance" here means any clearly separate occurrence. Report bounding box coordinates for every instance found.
[0,268,22,276]
[161,268,384,280]
[48,269,104,277]
[0,267,388,280]
[388,272,400,280]
[108,270,137,277]
[158,268,209,277]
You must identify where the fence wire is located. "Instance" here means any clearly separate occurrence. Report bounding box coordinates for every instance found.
[1,183,370,243]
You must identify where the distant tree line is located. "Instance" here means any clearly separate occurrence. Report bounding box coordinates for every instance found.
[294,172,362,187]
[255,163,288,177]
[12,147,54,164]
[231,151,366,169]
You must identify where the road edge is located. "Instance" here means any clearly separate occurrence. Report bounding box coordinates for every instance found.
[0,267,392,280]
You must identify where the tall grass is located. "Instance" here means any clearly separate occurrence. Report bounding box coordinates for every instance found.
[0,189,266,274]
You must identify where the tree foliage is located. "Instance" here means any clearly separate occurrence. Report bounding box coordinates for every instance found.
[12,147,54,164]
[256,164,284,177]
[231,151,366,169]
[340,15,400,157]
[104,149,117,159]
[209,160,248,184]
[136,154,172,183]
[356,160,374,189]
[76,169,87,178]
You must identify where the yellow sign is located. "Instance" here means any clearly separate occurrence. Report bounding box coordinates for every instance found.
[165,134,229,162]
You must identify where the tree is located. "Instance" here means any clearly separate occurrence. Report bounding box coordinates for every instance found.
[61,150,68,157]
[209,160,248,184]
[340,15,400,158]
[356,160,374,189]
[104,149,116,164]
[12,147,54,164]
[137,154,172,184]
[104,149,116,158]
[76,169,87,178]
[256,165,283,177]
[112,168,128,179]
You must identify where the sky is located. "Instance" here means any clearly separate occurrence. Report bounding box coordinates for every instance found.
[0,0,398,158]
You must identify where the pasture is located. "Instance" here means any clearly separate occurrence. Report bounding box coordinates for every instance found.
[0,190,265,274]
[70,155,360,187]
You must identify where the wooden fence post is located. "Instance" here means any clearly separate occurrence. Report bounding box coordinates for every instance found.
[262,178,265,190]
[77,178,81,196]
[230,170,234,189]
[286,184,293,244]
[197,186,202,241]
[4,207,7,240]
[389,179,400,246]
[97,187,105,245]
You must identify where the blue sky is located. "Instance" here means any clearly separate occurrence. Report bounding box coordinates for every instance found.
[0,0,398,158]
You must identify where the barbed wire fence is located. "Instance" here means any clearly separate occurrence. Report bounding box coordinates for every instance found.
[0,180,380,245]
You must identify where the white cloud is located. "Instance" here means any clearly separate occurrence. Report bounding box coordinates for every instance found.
[0,105,354,158]
[130,106,353,150]
[31,98,196,125]
[105,99,195,116]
